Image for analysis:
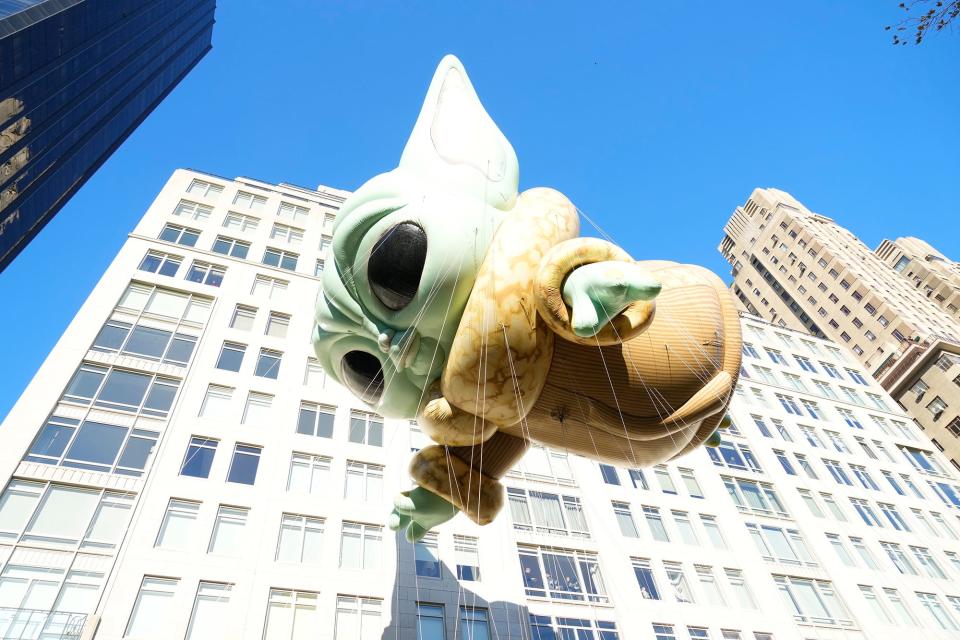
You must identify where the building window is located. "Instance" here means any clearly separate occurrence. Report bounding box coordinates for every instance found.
[910,545,946,579]
[695,565,726,606]
[155,499,200,551]
[262,590,319,639]
[186,261,225,287]
[507,445,575,485]
[599,463,620,485]
[251,275,288,300]
[532,616,618,639]
[159,223,200,247]
[297,402,335,438]
[724,568,757,608]
[881,541,917,575]
[416,603,444,639]
[349,411,383,446]
[774,576,852,626]
[517,545,607,602]
[216,342,246,372]
[883,588,917,625]
[825,533,857,567]
[139,251,182,276]
[507,488,589,538]
[304,358,325,387]
[700,514,727,549]
[319,236,332,257]
[765,348,787,365]
[180,437,218,478]
[707,441,762,472]
[653,624,677,640]
[663,561,694,603]
[746,523,816,566]
[344,461,384,502]
[613,501,639,537]
[340,522,382,570]
[241,392,273,426]
[322,212,337,234]
[200,384,233,419]
[211,235,250,259]
[255,348,282,379]
[454,535,480,581]
[125,577,179,638]
[314,259,325,277]
[415,532,441,578]
[222,212,259,232]
[287,453,331,493]
[233,191,267,211]
[460,608,490,640]
[228,305,256,331]
[270,222,304,245]
[262,247,299,271]
[276,514,324,563]
[927,396,948,418]
[60,363,180,417]
[632,558,660,599]
[643,505,670,542]
[850,498,884,527]
[265,312,290,338]
[174,199,212,221]
[26,415,159,476]
[679,468,704,498]
[916,592,960,631]
[278,202,310,223]
[722,476,788,517]
[185,582,233,640]
[653,466,677,494]
[334,596,381,638]
[227,444,262,485]
[187,179,224,198]
[207,506,248,556]
[92,319,197,365]
[0,480,132,548]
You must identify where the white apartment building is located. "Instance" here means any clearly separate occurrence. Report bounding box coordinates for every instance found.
[3,170,960,640]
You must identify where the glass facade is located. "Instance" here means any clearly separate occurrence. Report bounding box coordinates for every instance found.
[0,0,215,270]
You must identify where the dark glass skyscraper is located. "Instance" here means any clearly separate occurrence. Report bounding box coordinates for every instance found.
[0,0,215,271]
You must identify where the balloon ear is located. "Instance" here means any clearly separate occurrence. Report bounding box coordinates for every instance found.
[399,54,519,210]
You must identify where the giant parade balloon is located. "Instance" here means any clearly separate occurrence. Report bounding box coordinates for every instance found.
[313,55,742,540]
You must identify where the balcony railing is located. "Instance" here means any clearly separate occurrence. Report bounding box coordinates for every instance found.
[0,608,86,640]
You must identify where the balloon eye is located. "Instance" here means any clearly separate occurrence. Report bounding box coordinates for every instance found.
[368,222,427,311]
[341,350,385,404]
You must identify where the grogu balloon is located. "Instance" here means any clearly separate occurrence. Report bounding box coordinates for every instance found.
[313,55,742,540]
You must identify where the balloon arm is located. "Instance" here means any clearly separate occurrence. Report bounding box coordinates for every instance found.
[562,261,661,338]
[387,486,458,542]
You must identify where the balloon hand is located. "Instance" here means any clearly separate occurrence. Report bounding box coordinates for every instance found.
[387,486,458,542]
[563,261,661,338]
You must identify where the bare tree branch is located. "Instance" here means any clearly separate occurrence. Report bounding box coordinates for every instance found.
[885,0,960,44]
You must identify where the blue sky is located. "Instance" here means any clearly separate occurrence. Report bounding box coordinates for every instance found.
[1,1,958,420]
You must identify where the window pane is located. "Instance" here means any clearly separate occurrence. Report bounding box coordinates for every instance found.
[27,486,99,541]
[124,326,171,359]
[208,507,247,556]
[228,447,261,485]
[126,578,178,639]
[96,369,151,409]
[0,481,42,535]
[186,583,232,640]
[64,422,126,468]
[181,438,217,478]
[156,500,199,550]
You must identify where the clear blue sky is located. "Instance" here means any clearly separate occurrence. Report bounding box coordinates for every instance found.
[1,1,957,421]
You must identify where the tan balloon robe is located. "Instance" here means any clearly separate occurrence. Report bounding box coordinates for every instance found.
[410,188,742,525]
